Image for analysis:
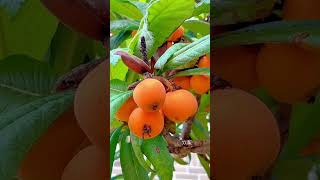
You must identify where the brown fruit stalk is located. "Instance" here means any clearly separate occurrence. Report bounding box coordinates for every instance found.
[114,51,152,74]
[41,0,107,41]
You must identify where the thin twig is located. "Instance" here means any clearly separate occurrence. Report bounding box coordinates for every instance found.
[211,74,232,91]
[163,128,210,156]
[180,95,201,140]
[153,76,174,92]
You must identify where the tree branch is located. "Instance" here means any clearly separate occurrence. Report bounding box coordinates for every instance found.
[180,95,201,140]
[163,128,210,157]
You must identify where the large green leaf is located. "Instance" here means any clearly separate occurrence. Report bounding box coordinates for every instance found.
[0,55,56,113]
[164,35,210,71]
[193,0,209,16]
[183,19,210,35]
[272,158,314,180]
[131,134,155,173]
[110,30,131,50]
[132,0,194,59]
[212,0,276,26]
[0,91,74,180]
[110,79,133,121]
[111,60,128,81]
[142,135,174,180]
[111,0,144,20]
[46,23,97,76]
[214,20,320,48]
[120,129,149,180]
[154,43,187,71]
[172,68,210,77]
[0,0,58,60]
[110,126,123,176]
[110,19,140,33]
[281,103,320,159]
[0,55,56,96]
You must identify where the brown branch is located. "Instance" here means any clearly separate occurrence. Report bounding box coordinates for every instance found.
[128,80,142,90]
[153,76,174,92]
[53,59,104,92]
[180,95,201,140]
[211,74,232,91]
[163,128,210,156]
[180,117,194,140]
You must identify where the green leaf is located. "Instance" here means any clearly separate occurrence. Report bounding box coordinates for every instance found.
[0,0,58,60]
[193,0,210,16]
[110,48,128,81]
[133,0,194,59]
[111,30,132,50]
[111,60,128,81]
[110,19,140,33]
[0,55,56,96]
[164,35,210,71]
[0,91,74,180]
[154,43,187,71]
[111,0,144,20]
[272,158,314,180]
[191,118,209,140]
[110,79,133,121]
[131,134,155,173]
[281,103,320,159]
[198,93,210,113]
[253,88,278,114]
[111,174,124,180]
[213,20,320,48]
[142,135,174,180]
[120,129,149,180]
[46,23,97,76]
[212,0,275,26]
[110,126,123,176]
[173,154,191,165]
[198,155,210,177]
[131,1,148,15]
[183,19,210,35]
[172,68,210,77]
[0,0,25,16]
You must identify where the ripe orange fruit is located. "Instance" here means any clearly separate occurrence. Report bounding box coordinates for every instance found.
[256,44,320,103]
[213,89,280,179]
[168,26,184,42]
[72,138,92,157]
[115,97,137,122]
[198,55,210,68]
[171,76,191,90]
[133,78,166,112]
[74,60,107,150]
[283,0,320,20]
[213,46,259,91]
[128,108,164,139]
[167,41,174,49]
[162,89,198,123]
[61,146,107,180]
[190,75,210,94]
[18,108,86,180]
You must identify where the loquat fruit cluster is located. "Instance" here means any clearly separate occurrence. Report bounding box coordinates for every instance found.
[116,78,200,139]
